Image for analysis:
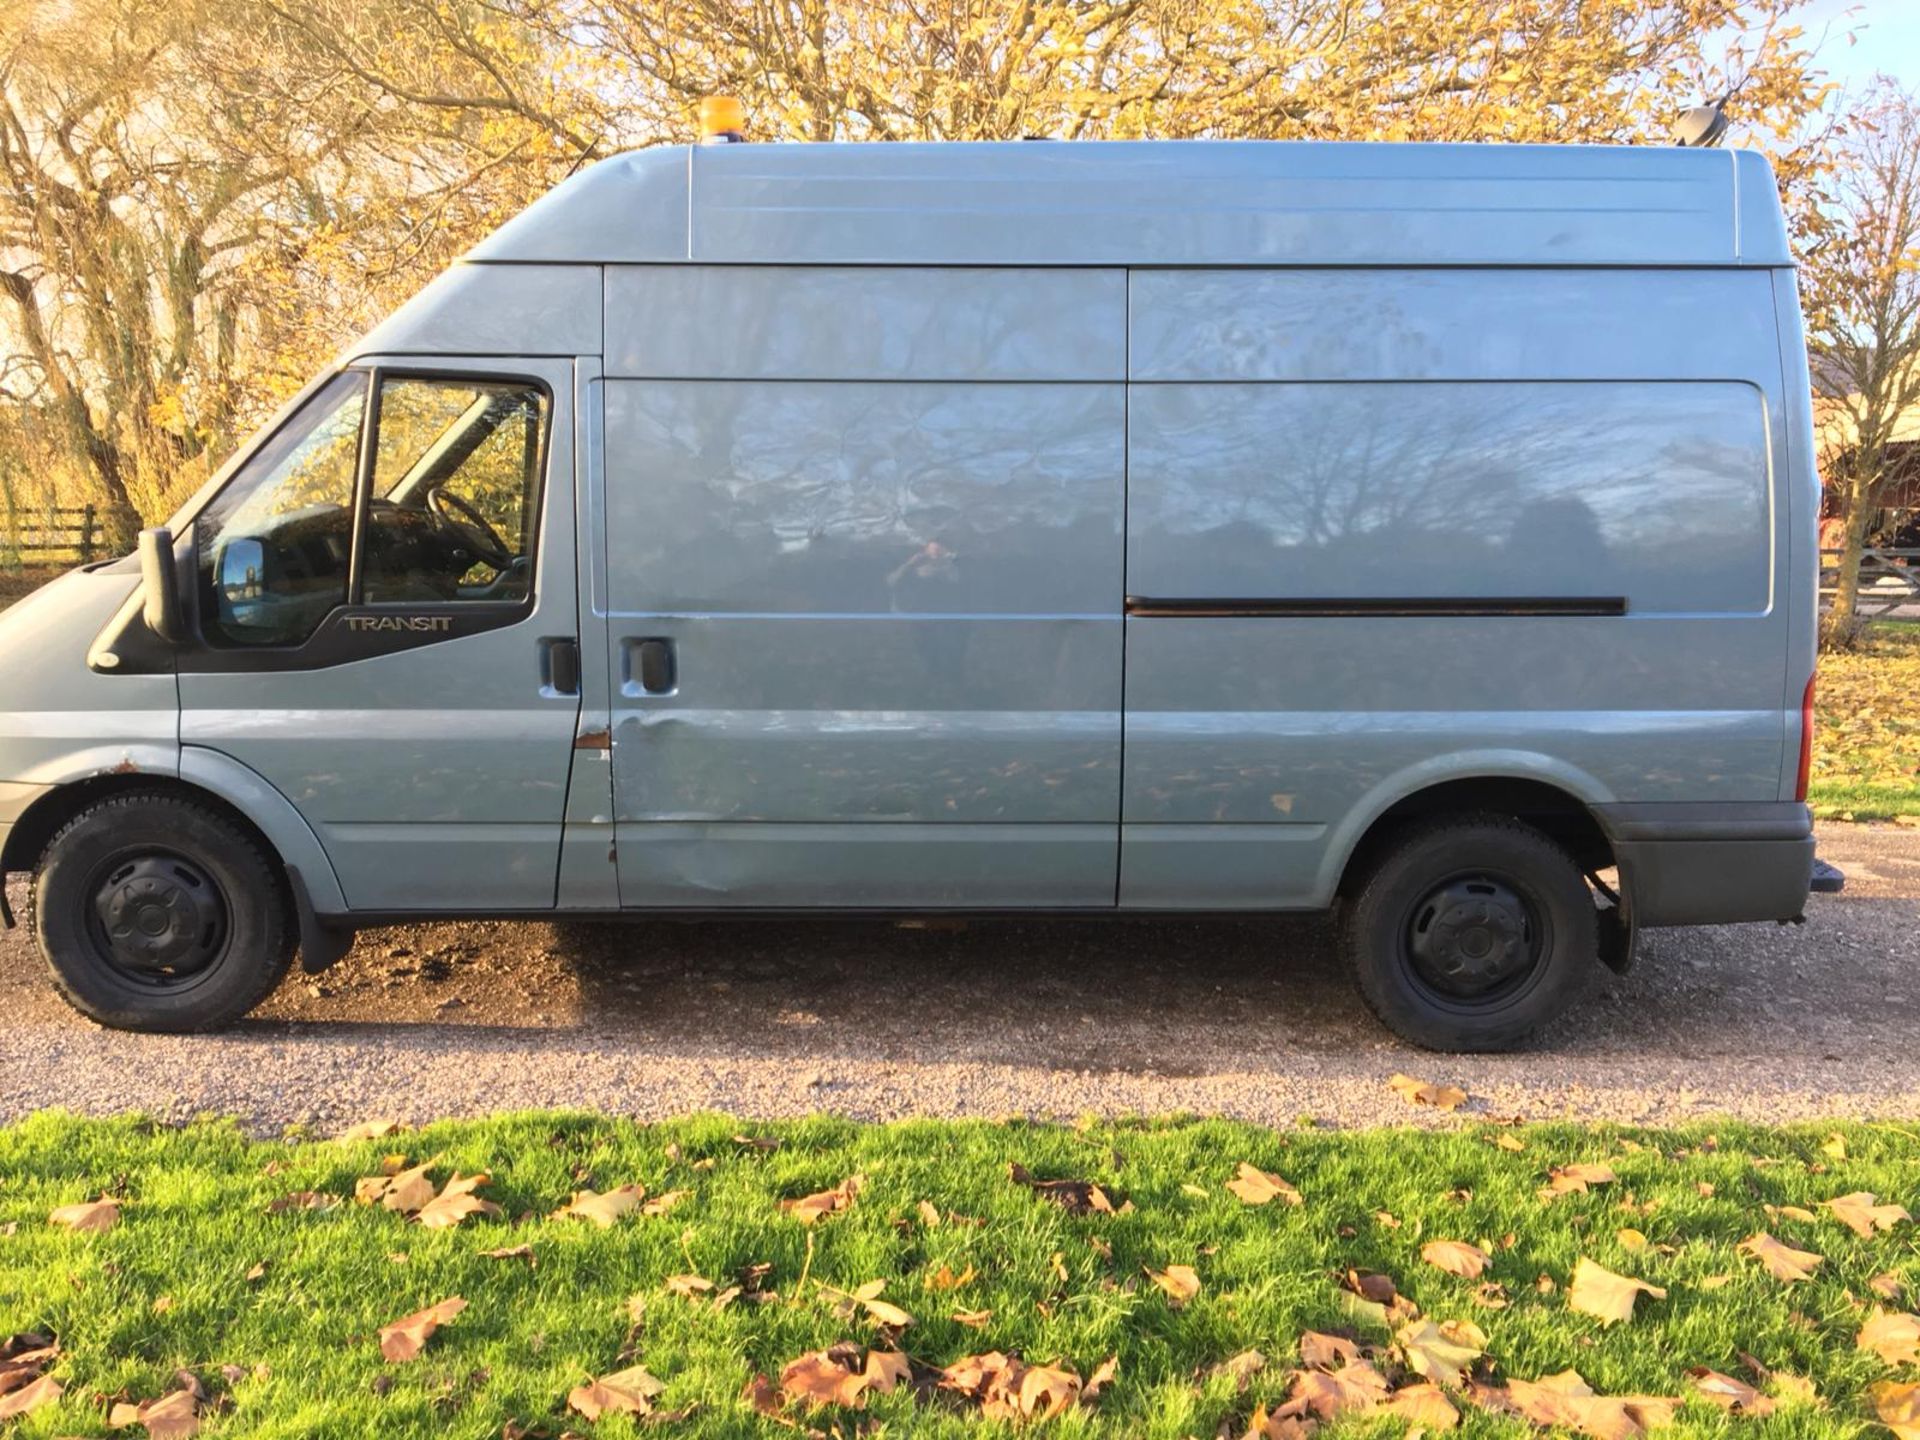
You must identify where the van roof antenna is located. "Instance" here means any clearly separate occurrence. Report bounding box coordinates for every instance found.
[1673,95,1731,149]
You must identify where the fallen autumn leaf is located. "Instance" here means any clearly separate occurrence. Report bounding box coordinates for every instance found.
[1861,1309,1920,1367]
[1147,1263,1202,1308]
[108,1385,201,1438]
[1567,1257,1667,1326]
[780,1175,863,1224]
[48,1198,118,1232]
[1422,1239,1491,1279]
[567,1364,666,1420]
[1824,1191,1911,1239]
[1871,1380,1920,1440]
[1687,1368,1774,1416]
[1007,1162,1123,1215]
[1388,1074,1468,1110]
[1739,1232,1824,1283]
[378,1296,466,1362]
[552,1184,647,1228]
[1226,1162,1302,1207]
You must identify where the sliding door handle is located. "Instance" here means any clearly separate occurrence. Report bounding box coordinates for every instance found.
[625,636,676,696]
[542,637,581,696]
[633,641,679,695]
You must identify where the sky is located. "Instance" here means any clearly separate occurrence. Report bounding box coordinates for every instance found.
[1797,0,1920,91]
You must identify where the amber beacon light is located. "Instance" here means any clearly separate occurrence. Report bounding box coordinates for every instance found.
[699,96,746,144]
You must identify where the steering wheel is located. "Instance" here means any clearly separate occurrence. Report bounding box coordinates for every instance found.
[427,487,516,570]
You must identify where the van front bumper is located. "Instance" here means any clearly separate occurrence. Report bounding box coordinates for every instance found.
[1595,801,1820,927]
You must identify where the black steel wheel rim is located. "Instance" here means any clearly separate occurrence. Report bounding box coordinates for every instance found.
[1399,869,1549,1008]
[83,849,231,990]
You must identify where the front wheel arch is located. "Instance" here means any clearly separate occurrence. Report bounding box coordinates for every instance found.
[6,775,294,921]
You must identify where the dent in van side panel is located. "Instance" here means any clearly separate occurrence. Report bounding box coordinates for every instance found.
[611,617,1118,823]
[605,266,1126,381]
[604,380,1124,614]
[618,823,1119,909]
[1129,269,1780,383]
[1127,381,1771,615]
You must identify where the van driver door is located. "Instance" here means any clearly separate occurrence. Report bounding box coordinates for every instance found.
[177,354,582,912]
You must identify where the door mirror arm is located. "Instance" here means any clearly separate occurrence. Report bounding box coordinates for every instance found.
[139,527,190,646]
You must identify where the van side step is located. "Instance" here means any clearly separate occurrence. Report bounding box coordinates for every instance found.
[1809,857,1846,895]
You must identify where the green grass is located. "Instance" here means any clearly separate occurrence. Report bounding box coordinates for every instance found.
[2,1113,1918,1437]
[1811,619,1920,820]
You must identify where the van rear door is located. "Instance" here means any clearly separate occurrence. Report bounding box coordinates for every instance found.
[177,353,582,912]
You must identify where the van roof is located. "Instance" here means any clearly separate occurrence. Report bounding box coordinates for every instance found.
[465,139,1791,269]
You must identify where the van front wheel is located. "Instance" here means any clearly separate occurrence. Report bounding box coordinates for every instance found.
[1343,815,1599,1052]
[30,793,294,1032]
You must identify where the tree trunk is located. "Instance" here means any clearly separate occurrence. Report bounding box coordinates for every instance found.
[1830,480,1876,631]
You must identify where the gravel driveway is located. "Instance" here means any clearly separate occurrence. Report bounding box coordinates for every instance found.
[2,822,1916,1132]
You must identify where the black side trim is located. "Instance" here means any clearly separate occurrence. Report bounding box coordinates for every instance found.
[1124,596,1627,618]
[176,603,528,673]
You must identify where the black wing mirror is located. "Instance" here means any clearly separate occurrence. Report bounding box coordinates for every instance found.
[138,527,189,645]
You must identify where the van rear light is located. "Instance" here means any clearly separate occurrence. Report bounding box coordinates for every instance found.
[1795,673,1816,803]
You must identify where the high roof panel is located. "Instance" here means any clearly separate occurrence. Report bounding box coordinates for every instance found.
[465,140,1790,269]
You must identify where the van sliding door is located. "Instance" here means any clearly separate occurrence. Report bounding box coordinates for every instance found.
[599,266,1126,907]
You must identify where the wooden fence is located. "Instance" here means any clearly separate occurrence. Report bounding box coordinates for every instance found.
[1821,547,1920,618]
[1,505,107,565]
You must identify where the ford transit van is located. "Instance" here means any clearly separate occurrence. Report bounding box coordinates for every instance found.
[0,139,1838,1050]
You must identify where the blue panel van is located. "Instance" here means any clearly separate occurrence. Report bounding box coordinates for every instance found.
[0,139,1838,1049]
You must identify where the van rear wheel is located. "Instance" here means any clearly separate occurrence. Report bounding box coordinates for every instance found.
[30,793,294,1032]
[1343,815,1599,1052]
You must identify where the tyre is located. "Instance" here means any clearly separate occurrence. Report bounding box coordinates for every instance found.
[29,792,295,1032]
[1342,814,1599,1052]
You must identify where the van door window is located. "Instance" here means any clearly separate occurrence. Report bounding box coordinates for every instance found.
[361,376,546,606]
[196,371,368,647]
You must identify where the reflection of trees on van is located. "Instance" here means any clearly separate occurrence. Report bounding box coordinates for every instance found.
[1132,381,1770,612]
[609,380,1121,616]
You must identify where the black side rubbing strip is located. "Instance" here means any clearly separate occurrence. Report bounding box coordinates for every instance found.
[1123,596,1628,619]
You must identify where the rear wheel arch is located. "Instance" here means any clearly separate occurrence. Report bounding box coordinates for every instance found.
[1333,774,1617,901]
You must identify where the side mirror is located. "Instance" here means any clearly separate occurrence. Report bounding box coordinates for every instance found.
[138,527,189,645]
